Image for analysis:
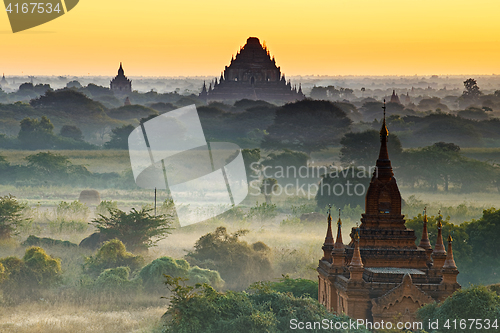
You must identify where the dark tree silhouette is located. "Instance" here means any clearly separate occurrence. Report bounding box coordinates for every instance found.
[463,78,482,99]
[59,125,83,141]
[262,100,352,153]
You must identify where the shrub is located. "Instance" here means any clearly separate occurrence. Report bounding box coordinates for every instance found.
[0,262,5,284]
[95,200,118,217]
[56,200,90,220]
[91,207,173,252]
[247,202,277,222]
[22,235,78,248]
[83,239,144,277]
[162,276,369,333]
[23,246,62,286]
[139,256,224,293]
[0,247,62,300]
[417,285,500,333]
[93,267,142,293]
[186,227,273,290]
[0,194,30,240]
[265,275,318,299]
[187,267,224,289]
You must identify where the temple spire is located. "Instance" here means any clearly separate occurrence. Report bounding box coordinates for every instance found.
[434,211,446,254]
[443,234,457,269]
[349,228,363,268]
[418,207,432,250]
[374,99,393,180]
[118,62,124,76]
[334,208,344,251]
[322,205,334,262]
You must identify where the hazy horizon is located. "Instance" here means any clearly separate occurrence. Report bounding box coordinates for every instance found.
[2,1,500,76]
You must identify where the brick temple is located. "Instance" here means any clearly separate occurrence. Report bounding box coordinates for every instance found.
[199,37,304,103]
[110,62,132,94]
[317,105,460,322]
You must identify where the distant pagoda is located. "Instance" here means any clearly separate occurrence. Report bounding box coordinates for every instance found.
[389,90,401,104]
[199,37,304,102]
[110,63,132,94]
[0,73,8,87]
[318,102,460,323]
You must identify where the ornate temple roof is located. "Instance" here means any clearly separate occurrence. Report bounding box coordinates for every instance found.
[228,37,278,71]
[110,63,132,93]
[199,37,304,102]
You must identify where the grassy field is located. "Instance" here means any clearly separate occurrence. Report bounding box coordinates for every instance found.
[0,304,165,333]
[1,147,500,332]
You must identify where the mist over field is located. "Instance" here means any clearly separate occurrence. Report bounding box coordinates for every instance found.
[1,74,500,332]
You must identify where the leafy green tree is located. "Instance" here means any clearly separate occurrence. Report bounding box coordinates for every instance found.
[162,275,369,333]
[398,143,498,192]
[104,124,135,149]
[458,107,489,120]
[79,83,113,97]
[30,89,107,117]
[262,100,352,153]
[360,101,384,121]
[410,113,482,147]
[92,266,142,293]
[247,202,278,221]
[25,151,70,174]
[83,239,144,276]
[139,256,224,293]
[0,194,30,240]
[95,200,119,217]
[407,208,500,285]
[0,247,62,300]
[59,125,83,141]
[18,116,56,149]
[316,167,371,209]
[461,208,500,285]
[33,84,52,95]
[266,275,318,299]
[462,78,482,100]
[186,227,273,290]
[66,80,82,89]
[18,82,34,91]
[310,85,339,99]
[418,286,499,333]
[340,130,402,166]
[91,207,173,252]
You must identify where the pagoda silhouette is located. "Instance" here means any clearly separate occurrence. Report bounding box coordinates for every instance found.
[199,37,304,103]
[110,63,132,94]
[318,102,460,322]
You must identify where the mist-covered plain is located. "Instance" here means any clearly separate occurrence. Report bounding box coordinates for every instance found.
[1,75,500,332]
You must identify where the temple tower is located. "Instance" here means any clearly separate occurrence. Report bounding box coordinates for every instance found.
[110,63,132,94]
[318,101,460,322]
[199,37,304,102]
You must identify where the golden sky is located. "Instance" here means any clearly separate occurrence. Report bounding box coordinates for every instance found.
[1,0,500,76]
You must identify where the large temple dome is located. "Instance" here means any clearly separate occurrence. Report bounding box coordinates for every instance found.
[199,37,304,103]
